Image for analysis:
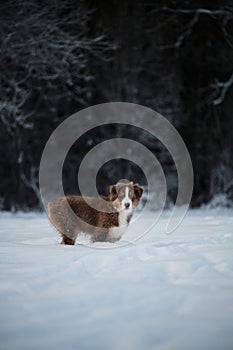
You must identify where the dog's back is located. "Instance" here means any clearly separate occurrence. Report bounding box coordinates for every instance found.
[48,195,118,244]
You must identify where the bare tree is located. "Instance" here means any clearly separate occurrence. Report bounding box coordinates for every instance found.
[0,0,115,210]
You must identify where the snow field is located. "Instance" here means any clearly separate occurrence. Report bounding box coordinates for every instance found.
[0,209,233,350]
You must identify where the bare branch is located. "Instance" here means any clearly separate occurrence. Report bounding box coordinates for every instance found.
[21,166,43,209]
[160,12,200,50]
[153,6,233,50]
[152,7,232,16]
[212,72,233,105]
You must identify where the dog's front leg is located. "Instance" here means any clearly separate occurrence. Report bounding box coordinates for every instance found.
[92,228,109,243]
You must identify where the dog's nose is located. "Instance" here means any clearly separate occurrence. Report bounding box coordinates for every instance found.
[125,203,130,209]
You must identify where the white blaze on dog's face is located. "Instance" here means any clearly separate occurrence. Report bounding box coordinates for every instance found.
[109,182,143,212]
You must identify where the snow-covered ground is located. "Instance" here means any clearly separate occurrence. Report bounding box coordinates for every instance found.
[1,208,233,350]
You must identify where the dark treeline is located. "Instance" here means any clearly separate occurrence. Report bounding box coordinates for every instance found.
[0,0,233,211]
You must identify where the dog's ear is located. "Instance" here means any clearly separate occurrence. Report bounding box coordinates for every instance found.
[109,185,117,201]
[133,183,143,199]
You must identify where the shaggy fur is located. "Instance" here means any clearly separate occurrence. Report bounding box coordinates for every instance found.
[48,182,143,245]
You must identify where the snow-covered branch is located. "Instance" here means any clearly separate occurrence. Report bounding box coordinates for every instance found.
[21,166,43,209]
[160,12,200,50]
[0,0,116,136]
[0,80,33,135]
[151,7,233,17]
[153,6,233,50]
[211,73,233,105]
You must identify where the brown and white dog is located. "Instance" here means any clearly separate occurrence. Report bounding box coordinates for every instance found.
[48,182,143,245]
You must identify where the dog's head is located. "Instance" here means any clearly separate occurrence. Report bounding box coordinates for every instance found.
[109,182,143,212]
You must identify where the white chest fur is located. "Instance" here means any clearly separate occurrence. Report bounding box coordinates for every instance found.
[109,210,131,242]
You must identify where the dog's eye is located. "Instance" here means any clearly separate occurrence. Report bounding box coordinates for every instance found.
[128,190,134,199]
[118,193,124,200]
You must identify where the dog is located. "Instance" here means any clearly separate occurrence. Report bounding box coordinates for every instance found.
[48,182,143,245]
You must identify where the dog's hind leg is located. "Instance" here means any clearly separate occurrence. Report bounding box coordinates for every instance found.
[55,222,78,245]
[48,197,79,245]
[61,234,76,245]
[60,225,79,245]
